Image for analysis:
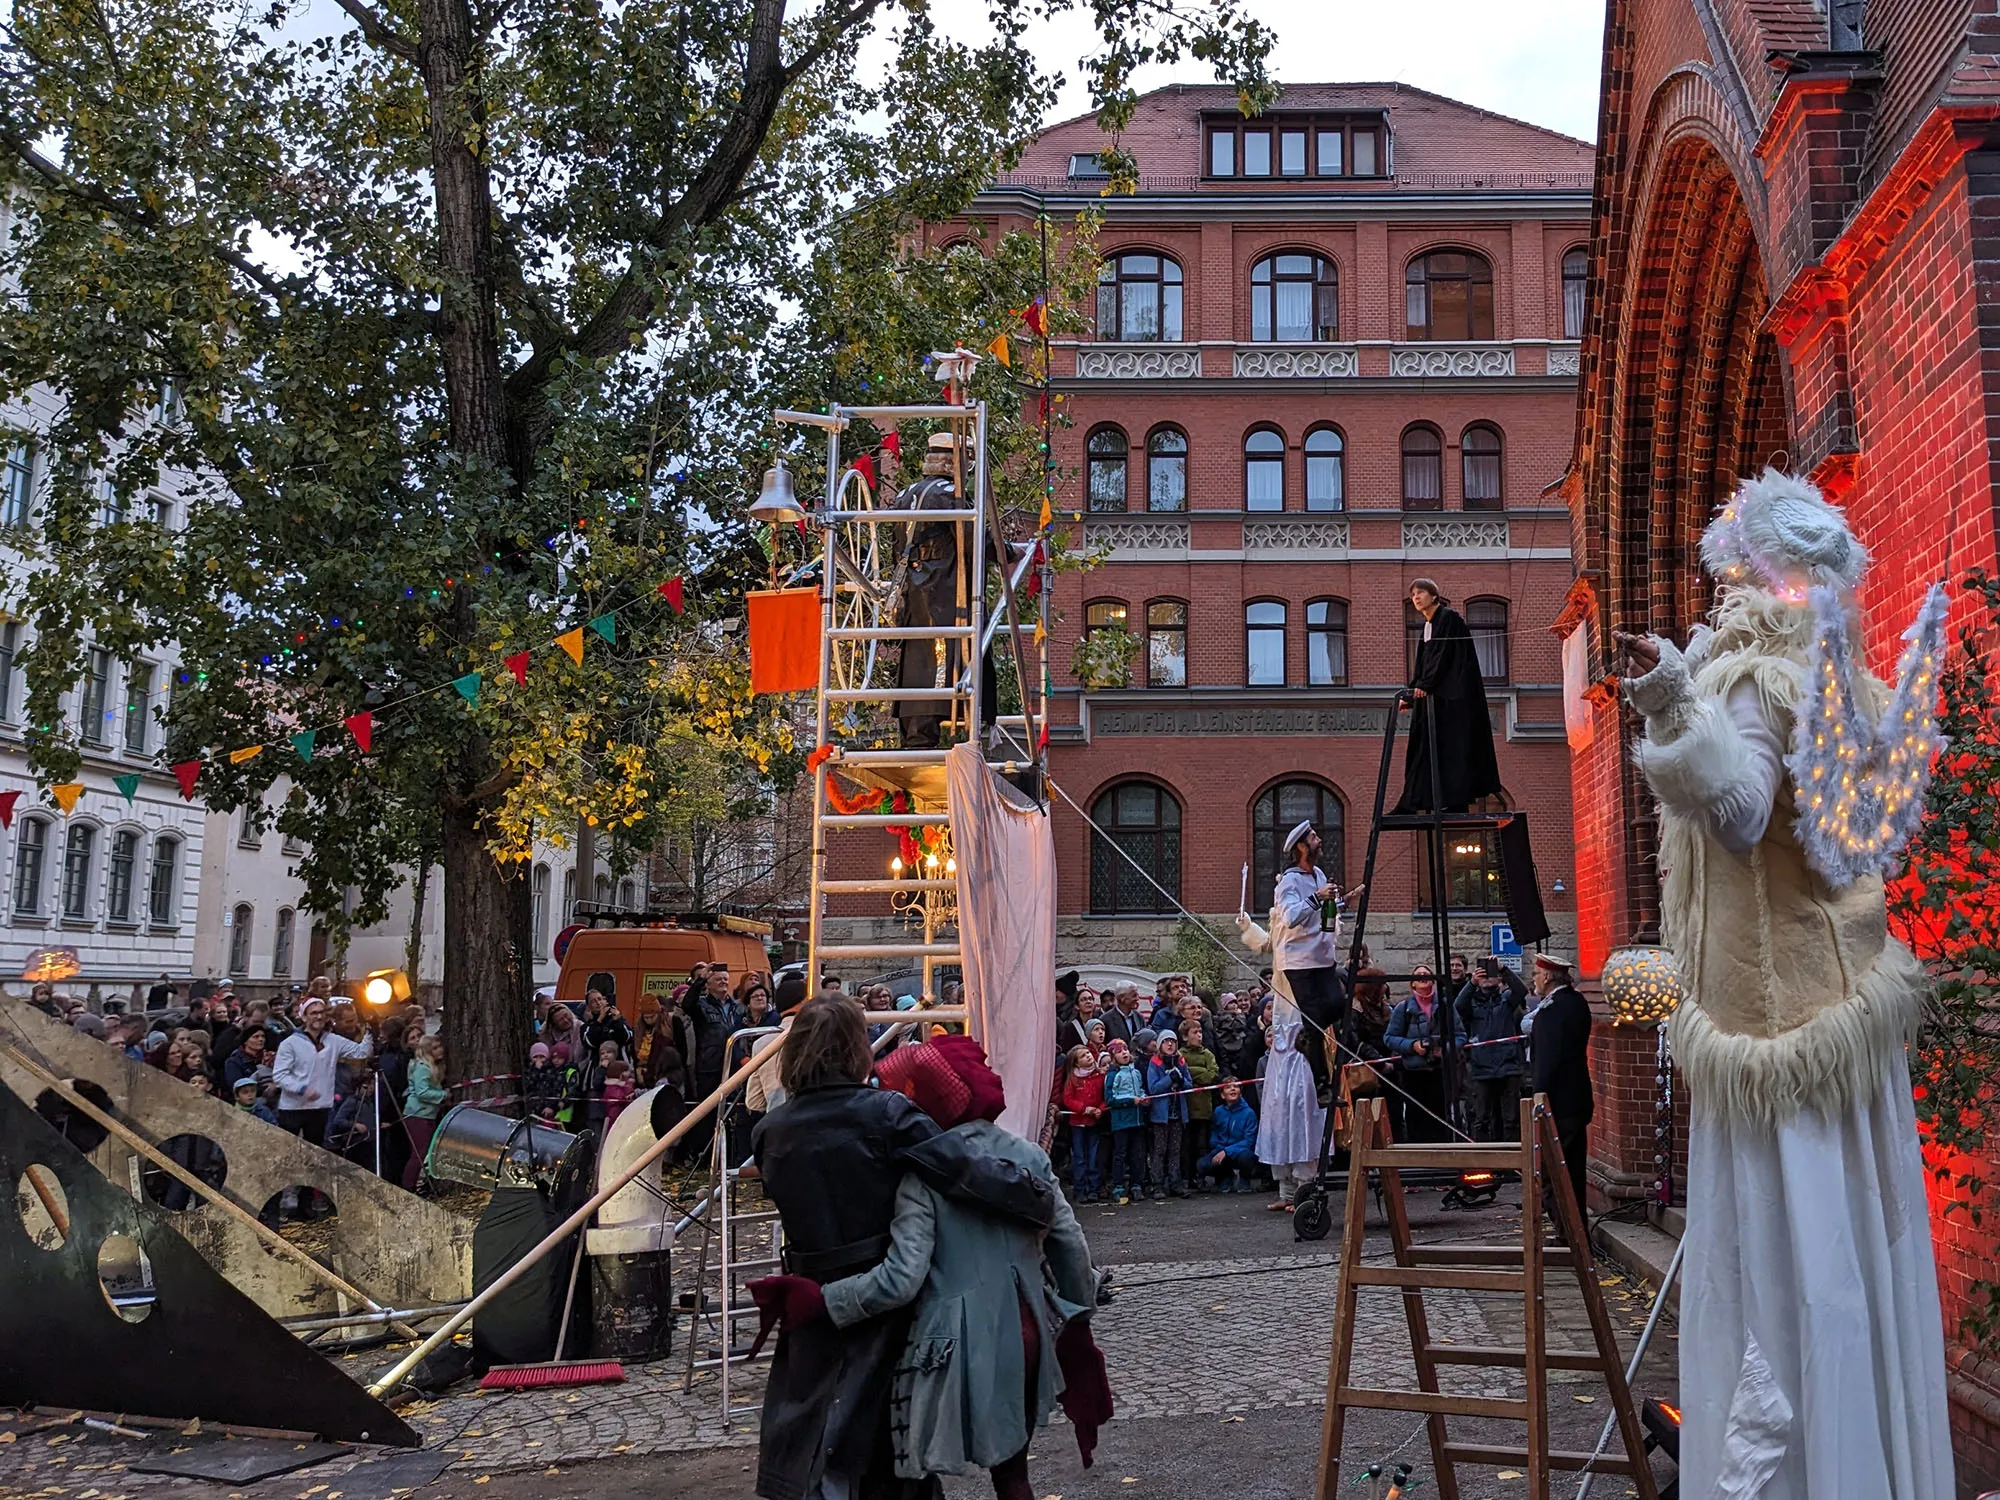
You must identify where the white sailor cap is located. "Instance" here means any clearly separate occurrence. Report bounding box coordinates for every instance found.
[1283,820,1314,855]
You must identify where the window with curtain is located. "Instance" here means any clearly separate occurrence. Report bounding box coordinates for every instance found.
[532,864,552,957]
[1562,248,1588,339]
[61,824,95,921]
[1250,253,1339,341]
[1146,601,1188,687]
[1147,428,1188,512]
[1086,426,1128,512]
[106,829,138,922]
[273,908,295,977]
[1401,426,1443,509]
[229,904,254,975]
[238,804,261,849]
[1244,428,1285,511]
[148,836,179,925]
[12,818,46,916]
[79,648,112,746]
[1252,781,1344,900]
[1307,599,1348,685]
[1418,831,1508,911]
[1467,598,1510,681]
[1242,128,1272,176]
[1304,428,1345,511]
[1246,601,1286,685]
[1461,425,1503,509]
[123,661,153,753]
[1089,781,1182,913]
[1405,250,1496,340]
[1097,254,1184,342]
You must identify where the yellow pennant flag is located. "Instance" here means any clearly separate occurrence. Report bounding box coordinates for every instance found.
[1038,494,1052,530]
[49,783,83,815]
[229,745,263,765]
[986,332,1011,368]
[1033,618,1047,647]
[555,627,585,665]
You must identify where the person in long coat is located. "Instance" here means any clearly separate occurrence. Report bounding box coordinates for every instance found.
[817,1037,1102,1500]
[1391,578,1503,814]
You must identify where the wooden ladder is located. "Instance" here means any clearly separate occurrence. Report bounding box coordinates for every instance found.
[1315,1094,1657,1500]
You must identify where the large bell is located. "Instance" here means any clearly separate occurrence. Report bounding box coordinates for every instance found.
[749,458,803,524]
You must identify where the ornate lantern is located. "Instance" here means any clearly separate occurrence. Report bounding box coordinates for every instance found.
[1601,944,1682,1026]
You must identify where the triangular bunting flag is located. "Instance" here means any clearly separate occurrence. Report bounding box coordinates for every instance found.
[345,711,373,753]
[229,745,263,765]
[1022,298,1047,337]
[504,651,530,687]
[172,761,201,800]
[114,774,140,804]
[291,730,316,763]
[1038,494,1052,531]
[49,783,83,815]
[587,613,616,645]
[453,672,482,704]
[659,577,685,614]
[1036,391,1049,424]
[986,332,1011,368]
[880,431,901,460]
[554,627,584,664]
[852,453,876,489]
[0,790,19,828]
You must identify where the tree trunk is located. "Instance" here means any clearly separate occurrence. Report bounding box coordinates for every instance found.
[441,801,531,1099]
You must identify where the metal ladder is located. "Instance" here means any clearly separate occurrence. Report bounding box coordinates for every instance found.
[777,392,1050,1003]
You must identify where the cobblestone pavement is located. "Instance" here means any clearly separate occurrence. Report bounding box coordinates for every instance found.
[0,1186,1679,1499]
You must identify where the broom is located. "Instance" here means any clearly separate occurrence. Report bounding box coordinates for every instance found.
[478,1231,625,1390]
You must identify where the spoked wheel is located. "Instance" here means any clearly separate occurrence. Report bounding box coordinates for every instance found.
[824,467,895,728]
[1293,1186,1334,1241]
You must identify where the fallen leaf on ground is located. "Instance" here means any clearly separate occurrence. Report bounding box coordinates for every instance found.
[1221,1417,1245,1425]
[1120,1478,1140,1485]
[1497,1469,1522,1480]
[473,1478,490,1486]
[1574,1394,1595,1403]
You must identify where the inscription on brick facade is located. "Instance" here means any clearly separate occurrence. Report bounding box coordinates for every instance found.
[1093,704,1391,735]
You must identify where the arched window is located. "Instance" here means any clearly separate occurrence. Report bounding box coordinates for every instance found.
[147,835,179,925]
[228,903,254,975]
[1307,599,1349,685]
[617,877,636,909]
[1089,781,1182,913]
[1097,253,1184,342]
[1304,427,1344,512]
[61,824,96,921]
[1086,426,1129,512]
[1401,425,1443,509]
[1085,600,1129,636]
[106,829,139,923]
[1146,601,1188,687]
[532,863,552,957]
[1146,427,1188,512]
[1405,250,1495,340]
[1252,780,1344,902]
[1467,598,1510,682]
[273,908,295,978]
[1244,428,1285,511]
[1246,601,1286,685]
[11,816,46,917]
[1250,253,1338,341]
[561,868,576,926]
[1461,424,1503,509]
[594,872,612,904]
[1561,247,1588,339]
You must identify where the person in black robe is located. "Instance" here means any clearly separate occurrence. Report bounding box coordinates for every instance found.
[892,433,998,749]
[1391,578,1504,814]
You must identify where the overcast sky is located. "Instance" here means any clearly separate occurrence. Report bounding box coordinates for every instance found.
[923,0,1607,144]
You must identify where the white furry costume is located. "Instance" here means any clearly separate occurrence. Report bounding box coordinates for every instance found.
[1625,471,1952,1499]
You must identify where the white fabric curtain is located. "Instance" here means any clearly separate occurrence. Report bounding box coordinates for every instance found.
[946,744,1057,1140]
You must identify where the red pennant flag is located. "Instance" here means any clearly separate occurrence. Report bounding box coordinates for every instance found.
[345,711,373,753]
[172,760,201,800]
[1036,391,1050,423]
[795,517,809,540]
[659,576,685,614]
[1023,298,1047,337]
[881,431,901,460]
[504,650,530,686]
[1037,722,1051,752]
[852,453,876,488]
[0,789,18,829]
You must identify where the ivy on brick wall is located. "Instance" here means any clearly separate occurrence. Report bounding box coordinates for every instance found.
[1890,569,2000,1353]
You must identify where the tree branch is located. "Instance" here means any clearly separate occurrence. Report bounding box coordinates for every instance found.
[333,0,419,59]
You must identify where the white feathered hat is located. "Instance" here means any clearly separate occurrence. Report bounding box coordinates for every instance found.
[1700,468,1867,594]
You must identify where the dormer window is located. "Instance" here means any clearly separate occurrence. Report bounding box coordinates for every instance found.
[1069,153,1110,179]
[1205,113,1389,180]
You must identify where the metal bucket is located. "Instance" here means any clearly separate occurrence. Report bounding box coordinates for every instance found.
[424,1105,588,1190]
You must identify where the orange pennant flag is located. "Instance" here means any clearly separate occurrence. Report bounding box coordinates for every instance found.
[229,745,263,765]
[985,332,1011,368]
[746,588,822,695]
[49,783,83,815]
[555,627,585,665]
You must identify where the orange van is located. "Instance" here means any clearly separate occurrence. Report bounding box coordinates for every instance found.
[554,917,774,1029]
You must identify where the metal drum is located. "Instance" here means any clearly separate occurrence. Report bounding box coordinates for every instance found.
[424,1105,588,1190]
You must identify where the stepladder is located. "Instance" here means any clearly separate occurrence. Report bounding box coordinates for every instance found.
[1316,1095,1658,1500]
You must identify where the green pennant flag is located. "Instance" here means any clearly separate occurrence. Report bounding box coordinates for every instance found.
[588,612,617,644]
[291,729,317,762]
[453,671,482,704]
[113,774,140,804]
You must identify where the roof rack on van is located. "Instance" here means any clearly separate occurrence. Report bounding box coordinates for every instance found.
[570,901,775,939]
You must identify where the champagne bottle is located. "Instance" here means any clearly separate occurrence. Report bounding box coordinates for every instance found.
[1320,889,1340,932]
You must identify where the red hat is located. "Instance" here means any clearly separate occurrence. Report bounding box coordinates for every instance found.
[875,1034,1006,1128]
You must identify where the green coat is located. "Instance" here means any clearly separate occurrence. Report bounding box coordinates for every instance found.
[821,1119,1096,1478]
[1180,1043,1219,1121]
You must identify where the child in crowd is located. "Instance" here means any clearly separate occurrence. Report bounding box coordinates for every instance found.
[1059,1045,1107,1204]
[601,1051,635,1126]
[1200,1077,1261,1192]
[524,1041,562,1121]
[1101,1038,1145,1206]
[1178,1021,1219,1188]
[232,1075,279,1125]
[1144,1031,1193,1201]
[1085,1019,1108,1064]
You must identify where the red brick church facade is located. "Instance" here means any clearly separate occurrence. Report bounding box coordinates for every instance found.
[1562,0,2000,1483]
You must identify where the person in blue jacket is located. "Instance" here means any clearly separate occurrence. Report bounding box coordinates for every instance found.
[1144,1032,1193,1201]
[1101,1038,1146,1206]
[1199,1076,1261,1192]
